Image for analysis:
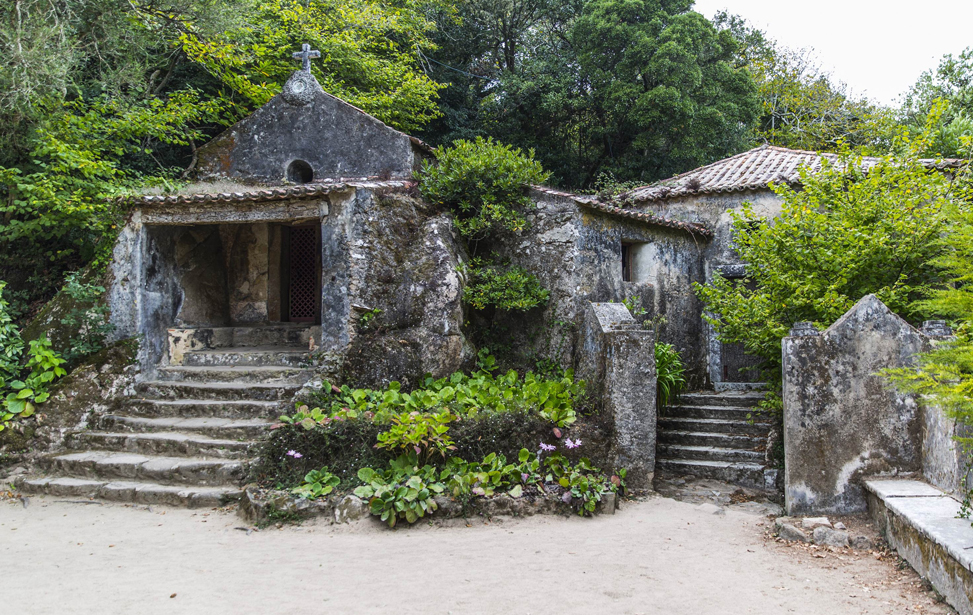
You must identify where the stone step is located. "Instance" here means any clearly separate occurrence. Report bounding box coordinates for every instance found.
[125,399,286,420]
[676,391,765,408]
[14,476,241,508]
[170,325,314,350]
[98,414,274,439]
[37,451,245,487]
[663,404,769,420]
[657,443,764,463]
[658,416,771,436]
[657,430,765,449]
[656,458,767,490]
[156,365,311,384]
[66,431,252,459]
[135,380,302,402]
[182,347,309,368]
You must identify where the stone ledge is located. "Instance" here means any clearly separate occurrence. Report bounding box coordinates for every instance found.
[238,485,618,526]
[865,478,973,615]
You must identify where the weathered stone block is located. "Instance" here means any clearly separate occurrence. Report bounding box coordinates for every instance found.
[783,295,926,515]
[578,303,656,489]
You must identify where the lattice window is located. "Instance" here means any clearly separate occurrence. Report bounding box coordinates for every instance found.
[289,227,317,322]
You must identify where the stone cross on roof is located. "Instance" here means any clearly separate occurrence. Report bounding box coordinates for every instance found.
[292,43,320,73]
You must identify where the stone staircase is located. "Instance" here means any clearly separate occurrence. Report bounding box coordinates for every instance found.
[656,390,773,490]
[14,326,315,507]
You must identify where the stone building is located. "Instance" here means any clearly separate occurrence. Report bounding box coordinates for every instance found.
[18,50,955,503]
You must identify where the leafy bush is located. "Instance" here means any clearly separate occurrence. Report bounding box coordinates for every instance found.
[883,182,973,517]
[291,466,341,499]
[462,257,550,311]
[354,455,446,527]
[285,351,583,428]
[375,410,457,463]
[419,136,550,243]
[0,282,67,431]
[59,271,115,364]
[655,343,686,409]
[694,144,957,388]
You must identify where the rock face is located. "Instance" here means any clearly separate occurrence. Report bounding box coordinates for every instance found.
[0,340,138,460]
[338,193,471,389]
[782,295,927,515]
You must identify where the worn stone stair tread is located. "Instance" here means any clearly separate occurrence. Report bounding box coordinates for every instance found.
[15,476,241,507]
[666,404,762,413]
[50,449,241,467]
[104,414,273,431]
[657,458,765,470]
[128,399,282,409]
[159,365,309,373]
[660,416,770,426]
[41,450,245,486]
[187,345,309,354]
[658,444,763,457]
[75,430,250,447]
[675,391,765,407]
[139,380,302,390]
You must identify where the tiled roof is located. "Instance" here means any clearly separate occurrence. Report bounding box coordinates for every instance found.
[618,145,965,203]
[118,179,413,207]
[577,201,712,238]
[530,186,713,238]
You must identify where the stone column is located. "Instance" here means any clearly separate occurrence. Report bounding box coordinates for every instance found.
[578,303,657,489]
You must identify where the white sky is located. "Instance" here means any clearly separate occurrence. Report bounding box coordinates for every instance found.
[693,0,973,106]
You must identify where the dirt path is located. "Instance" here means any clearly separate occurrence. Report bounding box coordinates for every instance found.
[1,493,952,615]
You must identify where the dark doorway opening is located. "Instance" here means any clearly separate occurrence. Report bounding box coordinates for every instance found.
[281,225,321,323]
[718,276,763,382]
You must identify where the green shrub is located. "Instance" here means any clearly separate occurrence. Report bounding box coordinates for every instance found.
[354,455,446,527]
[694,142,957,400]
[59,271,115,365]
[0,282,68,431]
[284,351,583,428]
[655,342,686,409]
[375,410,457,463]
[462,257,550,311]
[419,136,550,243]
[291,466,341,500]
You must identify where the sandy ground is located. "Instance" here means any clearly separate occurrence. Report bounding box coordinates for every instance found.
[0,491,954,615]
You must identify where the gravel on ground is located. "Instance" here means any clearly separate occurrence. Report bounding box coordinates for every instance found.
[1,489,954,615]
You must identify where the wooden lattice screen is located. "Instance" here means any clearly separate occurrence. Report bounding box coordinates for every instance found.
[288,227,318,322]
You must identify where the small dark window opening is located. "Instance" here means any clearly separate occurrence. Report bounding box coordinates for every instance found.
[287,159,314,184]
[621,243,633,282]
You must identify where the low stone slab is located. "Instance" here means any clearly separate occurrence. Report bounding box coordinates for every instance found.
[238,486,619,526]
[865,478,973,615]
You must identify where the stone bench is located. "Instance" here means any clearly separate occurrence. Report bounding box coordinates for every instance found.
[865,479,973,615]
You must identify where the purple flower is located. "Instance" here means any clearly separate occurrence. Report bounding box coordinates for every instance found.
[564,438,582,449]
[539,442,556,452]
[286,450,303,459]
[521,472,529,483]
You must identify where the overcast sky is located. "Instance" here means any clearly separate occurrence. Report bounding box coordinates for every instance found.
[692,0,973,106]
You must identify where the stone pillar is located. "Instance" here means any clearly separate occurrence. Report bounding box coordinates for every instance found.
[782,295,926,515]
[578,303,657,489]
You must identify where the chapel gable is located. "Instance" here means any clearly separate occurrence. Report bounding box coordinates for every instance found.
[196,47,426,185]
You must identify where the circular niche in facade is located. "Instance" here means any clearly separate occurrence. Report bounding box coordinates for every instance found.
[287,159,314,184]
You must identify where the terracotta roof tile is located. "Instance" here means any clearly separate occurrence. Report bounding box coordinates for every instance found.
[619,145,965,203]
[118,180,414,207]
[530,185,712,238]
